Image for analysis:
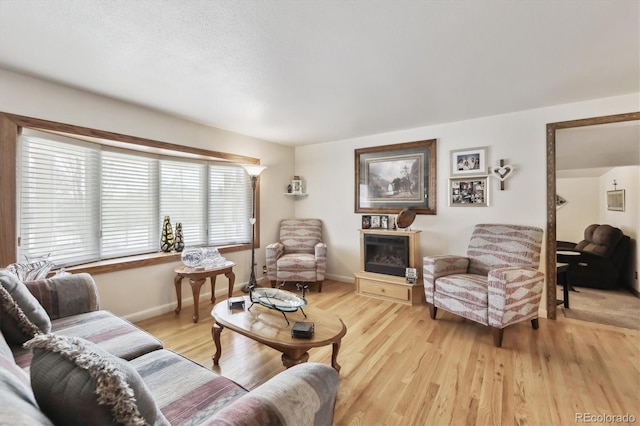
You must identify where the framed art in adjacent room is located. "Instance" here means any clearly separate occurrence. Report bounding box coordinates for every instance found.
[449,176,489,207]
[556,194,568,210]
[450,147,487,176]
[355,139,437,215]
[607,189,625,211]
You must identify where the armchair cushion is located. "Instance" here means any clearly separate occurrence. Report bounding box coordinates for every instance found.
[280,219,322,254]
[278,253,317,271]
[575,224,623,258]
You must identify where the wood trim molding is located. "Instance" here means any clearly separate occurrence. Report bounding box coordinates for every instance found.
[545,111,640,319]
[0,112,262,271]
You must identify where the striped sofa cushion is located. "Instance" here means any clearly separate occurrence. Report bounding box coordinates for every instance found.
[129,349,248,425]
[51,310,163,360]
[13,310,163,369]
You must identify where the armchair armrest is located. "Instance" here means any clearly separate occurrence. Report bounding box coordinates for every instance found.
[423,255,469,304]
[266,242,285,281]
[207,363,339,426]
[314,242,328,280]
[25,273,99,320]
[487,267,544,328]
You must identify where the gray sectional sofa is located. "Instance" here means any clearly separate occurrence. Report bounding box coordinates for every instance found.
[0,271,339,425]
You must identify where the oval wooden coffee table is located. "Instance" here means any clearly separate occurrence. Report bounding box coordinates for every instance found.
[211,296,347,371]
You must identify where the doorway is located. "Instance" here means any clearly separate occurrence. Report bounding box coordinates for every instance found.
[545,111,640,321]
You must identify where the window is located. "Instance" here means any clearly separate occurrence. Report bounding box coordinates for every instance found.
[17,130,252,268]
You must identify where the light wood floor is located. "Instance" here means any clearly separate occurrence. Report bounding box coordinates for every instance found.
[135,279,640,426]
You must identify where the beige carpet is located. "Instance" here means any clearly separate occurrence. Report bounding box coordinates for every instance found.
[557,285,640,330]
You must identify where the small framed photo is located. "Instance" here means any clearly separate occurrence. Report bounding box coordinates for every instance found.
[607,190,625,212]
[362,215,371,229]
[380,215,389,229]
[291,179,303,194]
[370,215,381,228]
[449,176,489,207]
[451,147,487,176]
[405,267,417,284]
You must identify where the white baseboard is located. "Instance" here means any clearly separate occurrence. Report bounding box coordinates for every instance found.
[123,279,249,323]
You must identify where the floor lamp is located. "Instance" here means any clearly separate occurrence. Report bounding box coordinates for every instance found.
[241,164,267,293]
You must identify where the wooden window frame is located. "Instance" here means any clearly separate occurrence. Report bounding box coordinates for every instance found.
[0,112,262,275]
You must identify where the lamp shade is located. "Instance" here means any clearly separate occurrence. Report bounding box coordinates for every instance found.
[241,164,267,177]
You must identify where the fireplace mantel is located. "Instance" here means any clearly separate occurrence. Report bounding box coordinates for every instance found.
[354,229,423,305]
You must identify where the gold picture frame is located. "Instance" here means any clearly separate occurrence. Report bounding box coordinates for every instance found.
[354,139,437,214]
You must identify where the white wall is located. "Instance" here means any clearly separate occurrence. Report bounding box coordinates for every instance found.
[557,177,600,242]
[0,68,296,321]
[2,67,638,320]
[295,93,640,318]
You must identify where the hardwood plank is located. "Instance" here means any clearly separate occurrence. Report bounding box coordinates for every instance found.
[136,279,640,425]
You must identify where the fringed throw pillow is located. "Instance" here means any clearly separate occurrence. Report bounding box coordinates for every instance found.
[25,334,169,426]
[0,272,50,344]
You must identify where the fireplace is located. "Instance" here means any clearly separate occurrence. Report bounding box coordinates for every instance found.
[363,234,409,277]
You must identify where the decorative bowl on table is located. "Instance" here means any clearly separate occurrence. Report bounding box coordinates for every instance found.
[180,246,226,269]
[248,287,308,324]
[180,247,204,268]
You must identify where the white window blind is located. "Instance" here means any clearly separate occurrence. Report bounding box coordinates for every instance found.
[101,150,159,258]
[160,159,207,246]
[208,164,252,246]
[17,132,256,267]
[18,131,100,266]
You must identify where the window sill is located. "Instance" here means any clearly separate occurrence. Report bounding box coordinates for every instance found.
[62,243,251,276]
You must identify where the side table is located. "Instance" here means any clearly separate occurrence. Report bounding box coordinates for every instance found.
[174,261,236,323]
[557,250,581,292]
[556,262,570,308]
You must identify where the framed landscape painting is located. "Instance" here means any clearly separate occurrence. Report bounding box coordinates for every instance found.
[355,139,437,215]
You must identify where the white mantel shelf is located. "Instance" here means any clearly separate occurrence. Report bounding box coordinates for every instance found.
[283,193,308,197]
[354,228,424,306]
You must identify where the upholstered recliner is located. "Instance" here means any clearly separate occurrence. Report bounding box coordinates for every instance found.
[266,219,327,292]
[568,224,631,290]
[423,224,544,347]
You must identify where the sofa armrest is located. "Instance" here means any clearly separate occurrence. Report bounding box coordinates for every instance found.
[206,363,339,426]
[25,273,99,320]
[423,255,469,303]
[487,267,544,328]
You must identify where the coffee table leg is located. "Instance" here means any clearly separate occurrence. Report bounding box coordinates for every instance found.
[331,340,342,372]
[282,351,310,369]
[212,322,224,367]
[174,275,183,315]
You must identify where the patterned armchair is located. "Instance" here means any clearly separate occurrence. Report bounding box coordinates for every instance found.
[266,219,327,292]
[423,224,544,347]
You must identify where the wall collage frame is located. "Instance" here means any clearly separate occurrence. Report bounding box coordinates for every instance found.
[448,146,489,207]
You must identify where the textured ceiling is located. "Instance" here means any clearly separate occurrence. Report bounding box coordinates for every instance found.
[0,0,638,146]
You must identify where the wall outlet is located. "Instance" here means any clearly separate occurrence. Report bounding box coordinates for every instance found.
[635,271,638,280]
[262,265,267,274]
